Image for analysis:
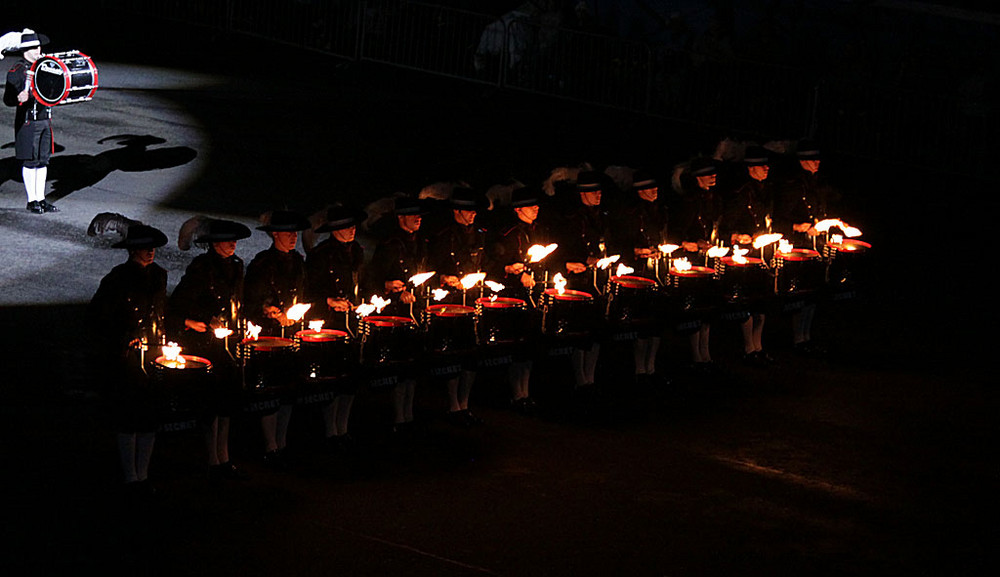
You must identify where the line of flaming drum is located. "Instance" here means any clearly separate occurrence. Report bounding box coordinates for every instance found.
[149,217,868,419]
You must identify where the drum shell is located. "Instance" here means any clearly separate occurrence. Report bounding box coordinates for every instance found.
[151,355,213,417]
[668,266,719,312]
[30,51,98,106]
[715,257,770,303]
[423,305,477,353]
[475,297,528,345]
[238,337,298,395]
[294,330,353,382]
[541,289,596,337]
[775,249,825,295]
[824,240,872,288]
[360,316,418,365]
[605,275,658,323]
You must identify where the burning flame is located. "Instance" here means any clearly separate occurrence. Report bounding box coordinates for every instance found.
[753,233,783,249]
[484,280,505,293]
[489,294,498,302]
[658,244,680,256]
[615,263,634,277]
[460,272,486,290]
[552,273,567,294]
[308,320,324,332]
[286,303,312,322]
[356,295,391,317]
[707,245,730,259]
[213,327,233,339]
[409,271,436,287]
[162,342,183,364]
[831,234,843,245]
[842,225,862,238]
[673,257,692,272]
[778,239,794,254]
[596,255,621,270]
[732,245,749,265]
[527,243,558,263]
[432,289,449,301]
[245,322,262,341]
[815,218,863,238]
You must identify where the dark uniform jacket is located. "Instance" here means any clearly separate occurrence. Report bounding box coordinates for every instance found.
[244,246,306,336]
[365,226,429,296]
[672,184,724,258]
[89,260,168,364]
[167,250,244,354]
[609,198,669,272]
[428,220,486,279]
[4,58,51,131]
[486,214,551,302]
[305,236,364,325]
[720,177,773,244]
[554,204,609,294]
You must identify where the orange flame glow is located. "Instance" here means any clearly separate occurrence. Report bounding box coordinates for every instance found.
[596,255,621,270]
[484,280,505,293]
[308,320,324,332]
[707,245,730,259]
[213,327,233,339]
[673,257,692,272]
[553,272,567,294]
[732,245,750,264]
[615,263,634,277]
[162,342,183,364]
[778,239,794,254]
[527,243,558,263]
[286,303,312,322]
[432,289,449,301]
[460,272,486,290]
[658,243,680,255]
[409,271,436,287]
[753,233,783,249]
[245,322,262,341]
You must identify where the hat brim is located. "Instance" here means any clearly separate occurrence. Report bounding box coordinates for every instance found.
[316,210,367,233]
[195,221,252,243]
[111,227,168,249]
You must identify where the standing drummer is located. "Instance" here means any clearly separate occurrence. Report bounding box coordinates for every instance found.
[720,146,775,366]
[672,157,724,371]
[167,217,252,481]
[608,171,669,385]
[2,28,57,213]
[244,210,311,467]
[304,204,367,452]
[365,196,431,436]
[486,186,550,413]
[87,223,168,496]
[428,187,488,427]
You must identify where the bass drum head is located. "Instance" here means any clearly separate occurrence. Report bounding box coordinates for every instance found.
[30,51,99,106]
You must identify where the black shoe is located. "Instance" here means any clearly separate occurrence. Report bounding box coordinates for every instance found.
[263,449,287,470]
[210,461,249,481]
[40,199,59,212]
[464,410,484,426]
[26,201,44,214]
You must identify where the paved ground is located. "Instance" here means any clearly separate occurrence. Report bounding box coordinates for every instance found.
[1,16,996,577]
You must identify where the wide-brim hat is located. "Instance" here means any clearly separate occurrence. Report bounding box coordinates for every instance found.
[743,146,770,167]
[689,158,719,177]
[576,171,603,193]
[1,29,49,54]
[316,206,367,233]
[449,186,488,211]
[394,197,433,216]
[631,170,657,192]
[257,210,311,232]
[796,140,821,160]
[112,224,168,249]
[195,219,252,243]
[510,186,541,208]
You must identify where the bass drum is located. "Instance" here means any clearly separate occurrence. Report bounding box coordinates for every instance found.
[30,51,99,106]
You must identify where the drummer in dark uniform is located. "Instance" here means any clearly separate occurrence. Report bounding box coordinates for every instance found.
[672,157,724,370]
[553,171,608,397]
[243,209,311,466]
[608,171,669,384]
[88,223,168,495]
[485,186,551,412]
[428,187,488,427]
[167,217,252,480]
[2,28,57,213]
[304,205,367,451]
[365,196,431,434]
[720,146,775,366]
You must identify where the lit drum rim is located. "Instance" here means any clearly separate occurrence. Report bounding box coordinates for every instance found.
[153,354,213,370]
[240,336,295,351]
[778,248,821,262]
[362,315,415,328]
[475,297,526,309]
[827,239,871,253]
[543,288,593,301]
[719,256,764,267]
[610,274,657,288]
[295,329,349,342]
[669,265,715,277]
[426,304,476,317]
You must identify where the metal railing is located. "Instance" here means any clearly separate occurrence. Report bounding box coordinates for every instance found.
[97,0,995,181]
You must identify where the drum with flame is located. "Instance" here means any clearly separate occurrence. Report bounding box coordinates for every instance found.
[151,354,213,418]
[360,316,418,365]
[775,248,825,295]
[605,275,658,324]
[541,289,596,337]
[823,239,872,288]
[475,297,528,345]
[294,329,352,382]
[423,304,477,354]
[668,265,719,312]
[715,256,769,304]
[238,336,298,395]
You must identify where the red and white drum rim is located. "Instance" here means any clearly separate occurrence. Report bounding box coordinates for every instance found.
[241,336,295,351]
[296,329,349,342]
